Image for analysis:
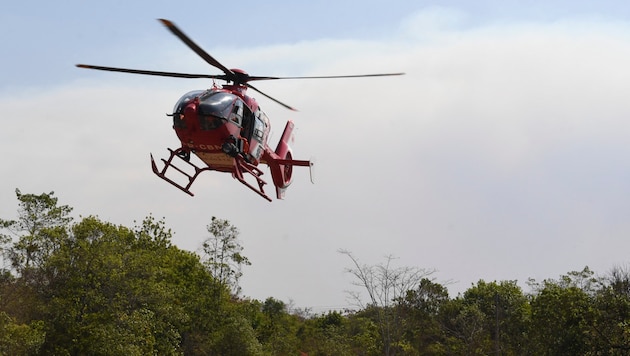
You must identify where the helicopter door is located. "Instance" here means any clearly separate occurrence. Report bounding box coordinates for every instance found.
[252,116,265,143]
[230,100,244,126]
[241,105,254,140]
[247,111,268,161]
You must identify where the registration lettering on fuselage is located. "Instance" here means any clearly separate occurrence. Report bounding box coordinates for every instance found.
[185,142,223,151]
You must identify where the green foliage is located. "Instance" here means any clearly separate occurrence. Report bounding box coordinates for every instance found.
[257,297,302,355]
[590,265,630,353]
[202,216,251,296]
[297,311,354,356]
[0,311,45,355]
[343,312,381,356]
[531,284,593,354]
[211,314,264,356]
[1,189,73,237]
[439,297,492,355]
[4,190,630,355]
[460,280,530,354]
[398,278,450,355]
[0,189,72,278]
[0,191,262,355]
[39,216,186,354]
[340,250,435,356]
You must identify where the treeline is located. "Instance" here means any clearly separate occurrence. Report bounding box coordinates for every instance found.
[1,190,629,355]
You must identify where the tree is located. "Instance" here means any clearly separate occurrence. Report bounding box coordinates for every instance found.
[398,278,450,355]
[528,267,599,355]
[298,311,358,356]
[39,216,188,355]
[254,297,302,355]
[0,189,73,333]
[0,189,72,279]
[0,191,267,354]
[459,280,530,355]
[202,216,251,296]
[589,265,630,353]
[345,311,381,356]
[0,311,45,355]
[439,298,490,355]
[339,250,435,356]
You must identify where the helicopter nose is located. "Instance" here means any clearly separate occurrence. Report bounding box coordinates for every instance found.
[184,102,197,117]
[182,102,199,130]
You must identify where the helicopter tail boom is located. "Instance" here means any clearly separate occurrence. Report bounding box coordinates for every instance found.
[264,120,313,199]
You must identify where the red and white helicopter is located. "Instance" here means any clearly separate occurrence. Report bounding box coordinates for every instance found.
[77,19,403,201]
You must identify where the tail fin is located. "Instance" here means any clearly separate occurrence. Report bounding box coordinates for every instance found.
[274,120,296,199]
[275,120,295,159]
[268,120,312,199]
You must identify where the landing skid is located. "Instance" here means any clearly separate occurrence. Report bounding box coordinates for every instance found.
[150,148,211,196]
[150,147,273,201]
[233,157,272,202]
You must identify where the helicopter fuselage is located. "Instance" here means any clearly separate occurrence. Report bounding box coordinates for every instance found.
[149,84,310,201]
[171,85,270,168]
[76,18,400,200]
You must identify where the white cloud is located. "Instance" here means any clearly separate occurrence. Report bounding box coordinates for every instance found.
[399,6,470,39]
[3,14,630,307]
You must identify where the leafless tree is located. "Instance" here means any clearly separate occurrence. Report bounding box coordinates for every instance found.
[339,249,435,356]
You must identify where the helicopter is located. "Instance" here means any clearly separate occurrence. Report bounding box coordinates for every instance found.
[77,19,404,201]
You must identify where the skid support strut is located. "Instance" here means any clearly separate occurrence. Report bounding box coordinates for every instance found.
[150,148,211,196]
[233,156,272,202]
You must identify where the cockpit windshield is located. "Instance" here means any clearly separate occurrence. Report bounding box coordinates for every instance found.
[173,90,204,114]
[197,91,237,120]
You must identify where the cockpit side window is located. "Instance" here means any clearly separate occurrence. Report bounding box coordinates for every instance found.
[230,100,244,126]
[252,111,267,142]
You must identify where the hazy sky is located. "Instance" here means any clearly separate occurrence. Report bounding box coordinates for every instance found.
[2,1,630,312]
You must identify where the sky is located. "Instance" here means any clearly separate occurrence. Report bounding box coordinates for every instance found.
[2,0,630,313]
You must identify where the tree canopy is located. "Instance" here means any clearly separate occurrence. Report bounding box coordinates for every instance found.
[1,189,629,355]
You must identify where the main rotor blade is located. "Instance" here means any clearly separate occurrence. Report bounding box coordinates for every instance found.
[247,72,406,81]
[246,84,297,111]
[158,19,234,77]
[76,64,225,79]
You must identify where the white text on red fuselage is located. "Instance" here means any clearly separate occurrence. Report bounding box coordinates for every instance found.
[185,143,222,151]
